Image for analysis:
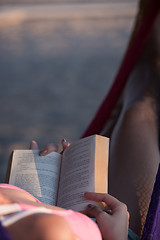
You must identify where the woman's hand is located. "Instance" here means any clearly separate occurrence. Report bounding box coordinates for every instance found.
[29,139,70,155]
[84,192,129,240]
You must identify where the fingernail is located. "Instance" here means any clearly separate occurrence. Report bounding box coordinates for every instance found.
[39,150,48,156]
[30,140,36,147]
[88,204,94,209]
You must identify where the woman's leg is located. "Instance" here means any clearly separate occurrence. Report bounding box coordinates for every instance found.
[108,15,160,236]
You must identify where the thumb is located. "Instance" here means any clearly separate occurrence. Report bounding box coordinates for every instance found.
[61,139,70,154]
[29,140,38,149]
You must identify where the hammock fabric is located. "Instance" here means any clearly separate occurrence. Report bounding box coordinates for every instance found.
[142,165,160,239]
[82,0,160,139]
[82,0,160,239]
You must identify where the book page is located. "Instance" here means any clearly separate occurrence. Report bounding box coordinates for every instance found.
[57,136,95,211]
[9,150,61,205]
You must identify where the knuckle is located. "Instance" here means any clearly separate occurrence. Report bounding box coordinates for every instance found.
[119,203,130,220]
[127,211,130,220]
[120,203,128,212]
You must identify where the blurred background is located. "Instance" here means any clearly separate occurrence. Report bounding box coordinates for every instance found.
[0,0,138,182]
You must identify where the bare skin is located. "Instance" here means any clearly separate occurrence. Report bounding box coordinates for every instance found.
[108,13,160,236]
[0,140,129,240]
[85,192,129,240]
[0,188,79,240]
[0,141,80,240]
[0,186,129,240]
[7,214,76,240]
[1,4,159,239]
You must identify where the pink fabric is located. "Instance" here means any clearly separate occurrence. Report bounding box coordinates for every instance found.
[17,204,102,240]
[0,184,102,240]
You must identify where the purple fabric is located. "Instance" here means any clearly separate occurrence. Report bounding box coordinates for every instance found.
[0,222,13,240]
[141,164,160,240]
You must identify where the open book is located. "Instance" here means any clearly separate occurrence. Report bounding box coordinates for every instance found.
[7,135,109,212]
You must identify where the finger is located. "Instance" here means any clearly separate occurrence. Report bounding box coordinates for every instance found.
[86,204,106,219]
[29,140,38,150]
[84,192,122,211]
[61,139,70,154]
[39,143,59,156]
